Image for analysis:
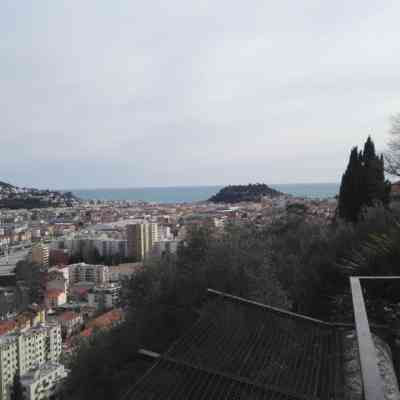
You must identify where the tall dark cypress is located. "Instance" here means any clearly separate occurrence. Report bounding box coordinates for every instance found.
[338,137,391,223]
[338,147,362,222]
[363,136,376,164]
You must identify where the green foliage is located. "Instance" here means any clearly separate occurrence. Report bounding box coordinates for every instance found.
[0,197,51,209]
[64,327,147,400]
[64,223,290,399]
[15,260,46,304]
[267,206,396,318]
[65,208,398,398]
[209,183,282,203]
[338,136,391,222]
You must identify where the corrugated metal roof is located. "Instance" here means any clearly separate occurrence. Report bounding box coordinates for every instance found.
[124,292,345,400]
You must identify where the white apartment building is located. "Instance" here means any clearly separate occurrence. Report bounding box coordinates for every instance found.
[56,237,128,260]
[45,324,62,364]
[68,263,109,286]
[93,239,127,259]
[88,284,121,310]
[0,323,62,400]
[20,362,68,400]
[0,336,18,399]
[149,223,159,247]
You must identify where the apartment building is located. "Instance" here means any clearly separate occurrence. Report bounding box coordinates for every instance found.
[56,311,83,338]
[126,223,159,261]
[0,336,18,399]
[31,244,49,267]
[93,239,127,259]
[87,284,121,310]
[68,263,109,286]
[20,362,68,400]
[0,322,62,399]
[58,236,127,260]
[44,289,66,309]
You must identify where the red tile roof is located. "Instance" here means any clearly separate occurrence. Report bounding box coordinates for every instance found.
[0,320,16,336]
[46,289,64,298]
[58,311,80,322]
[86,309,124,330]
[80,328,93,337]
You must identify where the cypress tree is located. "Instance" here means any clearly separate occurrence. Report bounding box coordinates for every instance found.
[338,136,391,223]
[338,147,362,222]
[363,136,376,164]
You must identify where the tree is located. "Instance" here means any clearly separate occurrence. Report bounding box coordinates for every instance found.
[338,137,391,222]
[10,374,24,400]
[338,147,363,222]
[333,216,400,322]
[385,113,400,176]
[15,260,46,304]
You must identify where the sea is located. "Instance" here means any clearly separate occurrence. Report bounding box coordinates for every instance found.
[72,183,339,204]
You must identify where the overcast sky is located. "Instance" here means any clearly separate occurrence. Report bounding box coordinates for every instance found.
[1,1,400,189]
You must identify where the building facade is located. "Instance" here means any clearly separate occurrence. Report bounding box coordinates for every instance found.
[87,284,121,310]
[126,223,159,261]
[31,244,49,267]
[56,311,83,338]
[20,362,68,400]
[0,322,62,399]
[68,263,109,286]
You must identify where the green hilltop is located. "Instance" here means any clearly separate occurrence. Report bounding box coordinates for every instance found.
[209,183,283,203]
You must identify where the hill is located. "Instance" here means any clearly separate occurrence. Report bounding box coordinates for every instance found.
[0,181,80,209]
[208,183,283,203]
[0,181,15,190]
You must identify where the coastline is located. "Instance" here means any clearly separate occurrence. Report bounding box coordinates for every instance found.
[71,183,340,203]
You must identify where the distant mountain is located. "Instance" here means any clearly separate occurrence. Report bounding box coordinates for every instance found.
[0,181,80,209]
[209,183,283,203]
[0,181,15,190]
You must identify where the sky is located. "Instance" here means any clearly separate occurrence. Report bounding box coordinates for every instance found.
[1,1,400,189]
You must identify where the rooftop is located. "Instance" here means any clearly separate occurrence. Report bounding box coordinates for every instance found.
[57,311,80,322]
[20,362,67,385]
[86,308,124,330]
[123,290,345,400]
[46,289,65,297]
[0,320,16,336]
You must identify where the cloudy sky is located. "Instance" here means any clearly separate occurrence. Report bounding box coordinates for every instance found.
[1,1,400,189]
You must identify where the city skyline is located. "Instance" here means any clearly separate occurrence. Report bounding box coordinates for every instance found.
[1,1,400,189]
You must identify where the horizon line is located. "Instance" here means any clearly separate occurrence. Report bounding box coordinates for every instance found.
[62,182,340,192]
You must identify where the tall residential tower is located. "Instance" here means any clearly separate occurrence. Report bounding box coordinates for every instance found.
[126,223,158,261]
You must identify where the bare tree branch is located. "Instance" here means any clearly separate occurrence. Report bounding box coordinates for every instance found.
[384,113,400,177]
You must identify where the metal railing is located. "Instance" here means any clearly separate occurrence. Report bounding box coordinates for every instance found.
[350,276,400,400]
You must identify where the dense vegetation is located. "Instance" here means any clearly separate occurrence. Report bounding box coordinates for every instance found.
[338,136,391,222]
[63,205,400,399]
[0,198,53,209]
[0,181,79,209]
[209,183,282,203]
[10,375,24,400]
[62,136,400,399]
[15,260,46,304]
